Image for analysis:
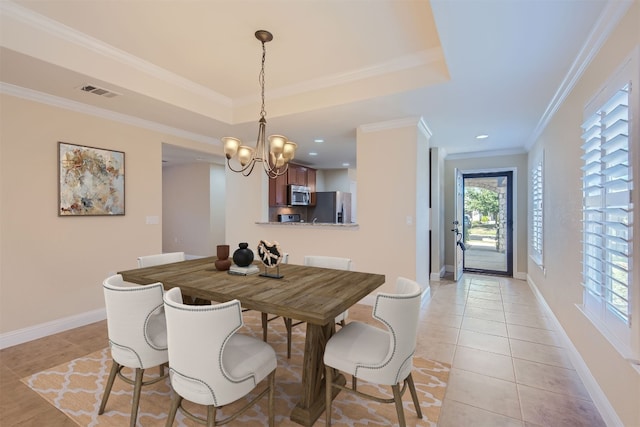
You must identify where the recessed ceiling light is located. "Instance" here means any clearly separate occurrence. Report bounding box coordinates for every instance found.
[314,139,324,143]
[309,152,318,156]
[475,134,489,139]
[342,162,350,167]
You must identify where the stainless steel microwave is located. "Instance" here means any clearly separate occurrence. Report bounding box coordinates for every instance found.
[288,185,311,206]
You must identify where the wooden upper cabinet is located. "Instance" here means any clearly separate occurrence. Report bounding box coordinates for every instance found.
[269,172,288,207]
[307,168,317,206]
[268,163,316,207]
[307,169,316,192]
[287,164,308,186]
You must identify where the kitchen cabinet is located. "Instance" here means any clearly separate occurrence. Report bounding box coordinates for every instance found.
[269,172,288,207]
[268,163,316,207]
[307,169,316,192]
[307,168,316,206]
[287,164,308,186]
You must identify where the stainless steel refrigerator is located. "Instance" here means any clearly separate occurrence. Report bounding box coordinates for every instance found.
[311,191,352,223]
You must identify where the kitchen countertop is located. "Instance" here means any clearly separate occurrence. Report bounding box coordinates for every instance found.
[256,221,359,228]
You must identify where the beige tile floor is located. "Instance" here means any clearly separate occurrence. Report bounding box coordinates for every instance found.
[427,274,606,427]
[0,273,608,426]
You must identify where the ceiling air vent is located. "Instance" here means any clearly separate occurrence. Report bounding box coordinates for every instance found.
[79,84,120,98]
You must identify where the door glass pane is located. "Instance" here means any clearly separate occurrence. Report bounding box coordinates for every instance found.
[463,175,510,274]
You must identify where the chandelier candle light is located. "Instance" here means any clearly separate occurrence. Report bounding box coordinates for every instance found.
[222,30,297,179]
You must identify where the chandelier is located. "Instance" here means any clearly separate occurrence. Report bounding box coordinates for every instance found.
[222,30,297,179]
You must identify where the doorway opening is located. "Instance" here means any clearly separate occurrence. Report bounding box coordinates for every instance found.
[462,171,513,276]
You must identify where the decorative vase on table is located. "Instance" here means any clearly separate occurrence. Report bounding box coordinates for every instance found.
[232,242,254,267]
[214,244,232,271]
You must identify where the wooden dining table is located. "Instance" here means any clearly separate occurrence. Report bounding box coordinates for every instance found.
[118,256,385,426]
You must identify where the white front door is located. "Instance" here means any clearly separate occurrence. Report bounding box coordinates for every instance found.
[454,168,464,281]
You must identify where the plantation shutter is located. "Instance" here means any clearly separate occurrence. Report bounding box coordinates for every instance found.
[580,83,632,325]
[531,158,543,264]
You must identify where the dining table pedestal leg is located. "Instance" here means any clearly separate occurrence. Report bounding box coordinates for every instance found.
[290,322,345,426]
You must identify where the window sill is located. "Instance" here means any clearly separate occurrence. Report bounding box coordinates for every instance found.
[529,254,545,275]
[576,304,640,374]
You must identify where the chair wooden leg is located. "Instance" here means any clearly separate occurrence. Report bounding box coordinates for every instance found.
[406,373,423,419]
[130,368,145,427]
[325,366,333,427]
[98,360,119,414]
[391,383,407,427]
[207,405,216,427]
[284,317,292,359]
[165,392,182,427]
[261,312,268,342]
[268,370,276,427]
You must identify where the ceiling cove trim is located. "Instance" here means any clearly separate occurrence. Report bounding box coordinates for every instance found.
[1,1,232,108]
[0,82,219,145]
[418,117,433,140]
[359,116,430,134]
[235,48,444,106]
[446,147,528,161]
[526,0,633,150]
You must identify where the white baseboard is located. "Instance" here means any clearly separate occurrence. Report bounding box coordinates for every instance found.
[514,271,527,280]
[526,275,622,427]
[0,308,107,350]
[430,266,446,281]
[421,284,432,307]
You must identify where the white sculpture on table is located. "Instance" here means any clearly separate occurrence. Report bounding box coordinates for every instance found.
[257,240,284,278]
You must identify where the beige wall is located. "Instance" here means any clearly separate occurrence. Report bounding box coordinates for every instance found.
[527,3,640,425]
[210,164,226,249]
[444,153,529,278]
[0,93,219,334]
[430,147,446,279]
[162,162,225,256]
[321,169,352,193]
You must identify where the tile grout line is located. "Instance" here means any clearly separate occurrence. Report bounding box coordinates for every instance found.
[502,276,527,424]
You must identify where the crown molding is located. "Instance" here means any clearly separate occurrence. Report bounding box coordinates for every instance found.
[236,48,444,106]
[359,116,429,134]
[0,1,232,108]
[525,0,633,150]
[445,147,527,161]
[418,117,433,139]
[1,82,219,145]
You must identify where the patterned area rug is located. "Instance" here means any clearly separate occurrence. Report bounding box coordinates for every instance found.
[21,310,449,426]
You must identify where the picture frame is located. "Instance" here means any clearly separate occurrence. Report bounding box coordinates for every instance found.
[58,141,125,216]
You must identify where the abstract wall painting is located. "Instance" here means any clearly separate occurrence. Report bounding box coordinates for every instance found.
[58,142,125,216]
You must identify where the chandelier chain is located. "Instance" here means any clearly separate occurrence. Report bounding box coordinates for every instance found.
[259,40,267,120]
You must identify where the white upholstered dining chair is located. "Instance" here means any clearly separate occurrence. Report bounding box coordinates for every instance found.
[136,251,185,268]
[163,286,277,426]
[323,277,423,427]
[261,255,352,359]
[99,274,169,427]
